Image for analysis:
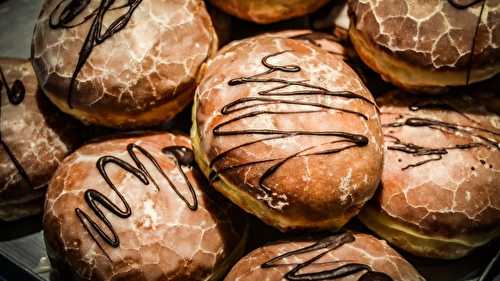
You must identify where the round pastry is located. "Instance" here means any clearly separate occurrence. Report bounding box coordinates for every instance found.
[225,231,425,281]
[207,0,331,24]
[32,0,217,128]
[359,90,500,259]
[192,36,384,231]
[43,132,247,281]
[0,57,82,221]
[348,0,500,93]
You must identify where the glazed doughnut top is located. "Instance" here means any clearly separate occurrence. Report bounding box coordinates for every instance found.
[262,30,349,59]
[195,36,383,220]
[43,132,245,281]
[0,58,81,216]
[224,232,425,281]
[348,0,500,70]
[32,0,216,113]
[377,91,500,237]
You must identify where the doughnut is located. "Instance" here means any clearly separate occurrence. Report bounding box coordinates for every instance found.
[192,36,384,231]
[0,57,82,221]
[43,132,247,280]
[359,90,500,259]
[348,0,500,93]
[225,231,425,281]
[206,0,330,24]
[32,0,217,128]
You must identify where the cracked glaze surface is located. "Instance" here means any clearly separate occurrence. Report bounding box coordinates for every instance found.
[348,0,500,70]
[195,36,383,224]
[376,91,500,237]
[32,0,216,122]
[224,233,424,281]
[0,57,81,221]
[261,30,349,59]
[207,0,330,24]
[43,132,245,281]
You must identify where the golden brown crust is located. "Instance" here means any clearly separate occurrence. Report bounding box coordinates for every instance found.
[348,0,500,70]
[261,30,349,59]
[207,0,330,24]
[348,0,500,90]
[0,57,82,221]
[360,90,500,259]
[43,132,247,281]
[193,36,383,231]
[224,233,425,281]
[32,0,218,128]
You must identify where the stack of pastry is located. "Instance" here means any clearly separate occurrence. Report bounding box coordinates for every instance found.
[1,0,498,280]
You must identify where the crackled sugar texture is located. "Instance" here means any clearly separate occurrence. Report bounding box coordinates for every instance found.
[349,0,500,69]
[32,0,215,112]
[0,58,78,220]
[44,133,243,280]
[225,233,424,281]
[378,91,500,236]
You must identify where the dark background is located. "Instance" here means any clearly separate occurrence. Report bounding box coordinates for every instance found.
[0,0,498,280]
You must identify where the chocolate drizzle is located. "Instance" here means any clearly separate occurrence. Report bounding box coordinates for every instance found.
[49,0,143,108]
[261,232,393,281]
[0,65,25,105]
[384,102,499,170]
[75,143,197,259]
[0,65,32,187]
[447,0,487,86]
[208,51,374,208]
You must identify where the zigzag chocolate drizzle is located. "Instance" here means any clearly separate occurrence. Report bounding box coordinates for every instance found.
[383,102,499,170]
[75,143,197,260]
[261,232,393,281]
[49,0,143,108]
[0,65,32,187]
[208,51,375,208]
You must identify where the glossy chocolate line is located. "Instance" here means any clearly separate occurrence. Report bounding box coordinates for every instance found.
[447,0,484,9]
[211,140,360,196]
[75,144,197,259]
[409,102,480,125]
[386,117,500,145]
[209,51,373,206]
[49,0,131,28]
[261,232,393,281]
[385,135,484,170]
[0,65,32,187]
[383,105,499,170]
[447,0,486,86]
[0,65,25,105]
[221,96,368,120]
[49,0,143,108]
